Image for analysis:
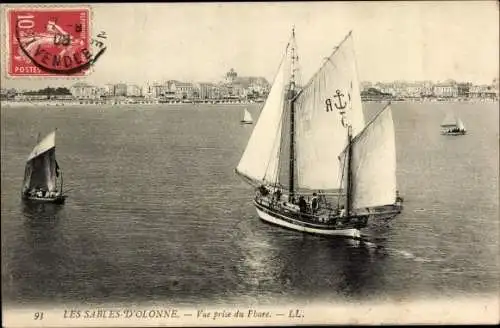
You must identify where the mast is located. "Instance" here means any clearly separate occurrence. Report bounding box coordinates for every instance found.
[288,26,298,198]
[345,126,353,216]
[336,96,353,215]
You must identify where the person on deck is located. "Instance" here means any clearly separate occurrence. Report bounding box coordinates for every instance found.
[298,196,307,213]
[395,190,404,204]
[258,185,269,197]
[274,189,282,202]
[311,193,319,214]
[339,205,346,217]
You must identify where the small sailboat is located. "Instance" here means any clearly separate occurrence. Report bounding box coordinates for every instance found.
[240,108,254,124]
[235,28,400,239]
[440,112,466,135]
[21,131,67,204]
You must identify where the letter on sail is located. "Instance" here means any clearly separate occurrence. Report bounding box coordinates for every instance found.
[340,105,397,209]
[236,48,291,184]
[294,32,365,190]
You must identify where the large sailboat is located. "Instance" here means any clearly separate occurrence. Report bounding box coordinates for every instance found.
[235,29,399,239]
[241,108,254,124]
[21,131,67,204]
[440,111,466,135]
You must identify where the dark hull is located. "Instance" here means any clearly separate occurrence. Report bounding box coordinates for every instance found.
[254,199,369,239]
[441,131,466,136]
[240,121,253,124]
[22,195,67,204]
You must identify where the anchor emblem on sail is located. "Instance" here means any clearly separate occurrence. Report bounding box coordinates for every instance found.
[325,89,349,113]
[333,89,347,110]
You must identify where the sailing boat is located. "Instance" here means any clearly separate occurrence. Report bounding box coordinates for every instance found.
[21,131,67,204]
[235,29,399,239]
[241,108,254,124]
[440,112,466,135]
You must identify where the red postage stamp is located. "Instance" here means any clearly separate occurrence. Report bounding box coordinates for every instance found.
[7,7,91,77]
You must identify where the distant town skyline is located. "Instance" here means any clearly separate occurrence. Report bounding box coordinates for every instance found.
[3,76,500,94]
[3,76,498,99]
[1,2,498,90]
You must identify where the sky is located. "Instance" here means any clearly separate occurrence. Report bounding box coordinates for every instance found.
[1,1,499,89]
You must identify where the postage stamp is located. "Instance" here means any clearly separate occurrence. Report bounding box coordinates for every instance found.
[6,7,94,77]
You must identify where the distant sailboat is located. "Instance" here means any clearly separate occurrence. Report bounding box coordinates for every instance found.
[21,131,67,204]
[235,28,401,239]
[240,108,254,124]
[441,112,466,135]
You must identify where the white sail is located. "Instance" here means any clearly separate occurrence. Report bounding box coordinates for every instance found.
[294,32,365,190]
[27,131,55,161]
[441,111,457,127]
[236,46,291,183]
[340,104,397,209]
[457,117,465,131]
[242,108,253,123]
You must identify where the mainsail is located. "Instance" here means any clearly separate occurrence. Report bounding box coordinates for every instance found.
[242,108,253,123]
[22,131,58,193]
[236,41,292,184]
[339,104,397,209]
[294,32,365,190]
[441,112,458,127]
[456,117,465,131]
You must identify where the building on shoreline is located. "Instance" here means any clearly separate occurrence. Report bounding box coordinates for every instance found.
[113,84,128,97]
[70,82,101,99]
[363,79,498,101]
[433,82,458,98]
[469,84,498,99]
[127,84,142,97]
[198,82,219,100]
